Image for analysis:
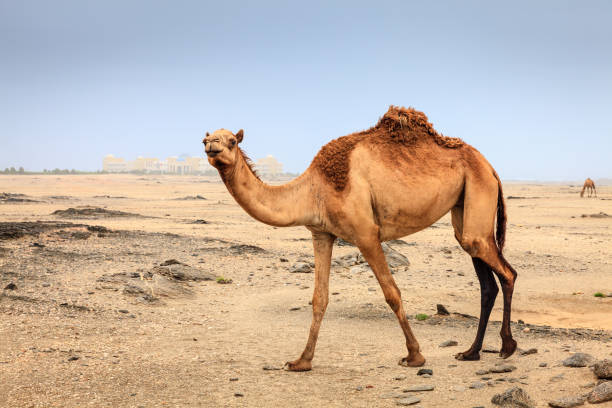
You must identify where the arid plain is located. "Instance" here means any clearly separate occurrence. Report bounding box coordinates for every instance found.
[1,174,611,407]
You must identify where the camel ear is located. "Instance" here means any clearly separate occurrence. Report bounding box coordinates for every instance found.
[206,132,210,137]
[235,129,244,143]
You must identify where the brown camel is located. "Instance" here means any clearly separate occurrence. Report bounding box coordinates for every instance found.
[580,178,597,197]
[203,106,518,371]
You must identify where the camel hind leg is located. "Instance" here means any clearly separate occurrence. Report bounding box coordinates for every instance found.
[455,173,517,359]
[451,206,500,361]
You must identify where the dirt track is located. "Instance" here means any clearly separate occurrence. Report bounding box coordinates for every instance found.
[1,175,611,407]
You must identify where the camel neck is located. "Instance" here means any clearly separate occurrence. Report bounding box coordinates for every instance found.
[219,152,316,227]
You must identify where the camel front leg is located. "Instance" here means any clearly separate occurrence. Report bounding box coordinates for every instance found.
[285,231,334,372]
[357,233,425,367]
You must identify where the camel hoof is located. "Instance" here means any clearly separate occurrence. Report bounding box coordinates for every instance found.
[398,354,426,367]
[455,350,480,361]
[500,339,517,359]
[284,359,312,372]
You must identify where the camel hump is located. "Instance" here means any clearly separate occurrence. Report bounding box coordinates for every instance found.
[376,106,464,148]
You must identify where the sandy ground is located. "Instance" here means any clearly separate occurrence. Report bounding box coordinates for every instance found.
[0,174,611,407]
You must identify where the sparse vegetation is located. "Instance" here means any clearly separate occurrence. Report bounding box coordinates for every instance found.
[415,313,429,321]
[594,292,605,298]
[216,276,233,284]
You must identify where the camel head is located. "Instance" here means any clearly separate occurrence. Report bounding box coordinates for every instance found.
[203,128,244,167]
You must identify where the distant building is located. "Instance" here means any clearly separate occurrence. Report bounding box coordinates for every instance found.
[102,153,280,176]
[255,155,283,177]
[102,155,128,173]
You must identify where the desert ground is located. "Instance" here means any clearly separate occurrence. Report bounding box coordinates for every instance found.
[0,174,611,407]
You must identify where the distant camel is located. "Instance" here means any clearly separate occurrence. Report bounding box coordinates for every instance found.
[580,178,597,198]
[203,106,518,371]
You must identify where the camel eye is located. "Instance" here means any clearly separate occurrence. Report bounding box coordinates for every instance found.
[229,139,236,146]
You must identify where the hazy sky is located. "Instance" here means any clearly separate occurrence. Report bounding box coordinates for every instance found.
[1,1,611,180]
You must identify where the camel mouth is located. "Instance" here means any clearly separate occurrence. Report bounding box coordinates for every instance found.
[206,150,222,157]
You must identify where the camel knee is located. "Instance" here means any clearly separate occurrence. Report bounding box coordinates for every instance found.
[460,237,487,258]
[383,287,402,313]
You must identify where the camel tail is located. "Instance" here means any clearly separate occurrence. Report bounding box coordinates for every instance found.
[494,171,507,253]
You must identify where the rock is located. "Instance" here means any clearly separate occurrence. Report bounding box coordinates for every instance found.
[520,348,538,356]
[290,262,312,273]
[229,377,239,382]
[4,282,17,290]
[228,244,266,254]
[394,375,406,380]
[593,359,612,379]
[562,353,595,368]
[470,382,486,389]
[539,363,548,368]
[491,387,535,408]
[436,304,450,315]
[118,309,129,314]
[403,385,434,392]
[550,374,564,383]
[234,393,244,397]
[382,243,411,268]
[417,369,432,376]
[587,381,612,404]
[350,264,372,274]
[547,395,586,408]
[153,263,215,281]
[490,364,517,373]
[439,340,458,348]
[476,369,490,375]
[279,257,289,262]
[396,396,421,406]
[41,282,50,287]
[262,365,281,371]
[67,356,79,361]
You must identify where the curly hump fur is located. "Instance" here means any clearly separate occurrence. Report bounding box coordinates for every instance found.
[311,106,464,191]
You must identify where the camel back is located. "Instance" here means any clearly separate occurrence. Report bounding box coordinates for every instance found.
[311,106,464,191]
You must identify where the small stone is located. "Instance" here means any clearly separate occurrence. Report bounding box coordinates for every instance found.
[491,387,535,407]
[436,304,450,315]
[550,374,564,382]
[403,385,434,392]
[355,386,363,391]
[234,393,244,397]
[4,282,17,290]
[67,356,79,361]
[547,395,586,408]
[417,368,433,376]
[394,375,406,381]
[490,364,517,373]
[539,362,548,367]
[289,307,301,311]
[470,382,486,389]
[587,381,612,404]
[439,340,458,348]
[520,348,538,356]
[522,327,530,333]
[396,396,421,406]
[279,258,289,262]
[262,365,281,371]
[290,262,312,273]
[229,377,239,382]
[593,359,612,379]
[562,353,595,368]
[118,309,129,314]
[41,282,50,287]
[476,369,489,375]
